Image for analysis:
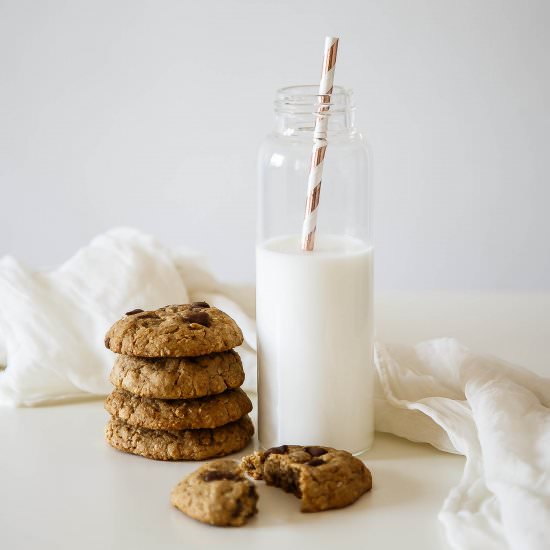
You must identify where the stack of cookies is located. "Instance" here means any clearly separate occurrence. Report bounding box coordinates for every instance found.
[103,302,254,461]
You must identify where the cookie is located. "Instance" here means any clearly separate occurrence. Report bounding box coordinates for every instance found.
[104,303,243,357]
[171,459,258,527]
[241,445,372,512]
[105,388,253,430]
[109,350,245,399]
[105,415,254,461]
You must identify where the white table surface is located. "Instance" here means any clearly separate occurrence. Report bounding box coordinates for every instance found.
[1,291,548,550]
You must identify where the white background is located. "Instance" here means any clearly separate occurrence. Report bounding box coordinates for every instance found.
[0,0,548,289]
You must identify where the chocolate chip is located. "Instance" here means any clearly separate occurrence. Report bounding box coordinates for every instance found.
[125,308,144,315]
[191,301,210,308]
[264,444,289,458]
[182,311,211,327]
[201,471,237,482]
[306,458,325,467]
[104,336,111,349]
[232,500,243,518]
[248,483,256,497]
[304,446,328,457]
[138,312,160,319]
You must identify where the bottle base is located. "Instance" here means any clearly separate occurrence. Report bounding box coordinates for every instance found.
[351,442,373,457]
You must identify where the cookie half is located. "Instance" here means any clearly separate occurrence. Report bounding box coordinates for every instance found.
[242,445,372,512]
[171,459,258,527]
[105,388,253,430]
[105,415,254,461]
[104,303,243,357]
[110,350,245,399]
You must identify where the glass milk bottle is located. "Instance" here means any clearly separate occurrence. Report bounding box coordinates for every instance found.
[257,85,374,455]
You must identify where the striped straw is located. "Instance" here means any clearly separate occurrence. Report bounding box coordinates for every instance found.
[301,36,339,251]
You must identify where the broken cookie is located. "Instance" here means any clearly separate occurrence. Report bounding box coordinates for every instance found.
[242,445,372,512]
[171,459,258,526]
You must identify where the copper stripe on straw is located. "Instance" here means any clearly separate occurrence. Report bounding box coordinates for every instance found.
[301,36,339,251]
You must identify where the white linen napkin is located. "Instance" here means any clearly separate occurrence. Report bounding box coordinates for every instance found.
[0,228,256,405]
[0,228,548,549]
[375,340,550,550]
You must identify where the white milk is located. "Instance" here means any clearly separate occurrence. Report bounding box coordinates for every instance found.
[256,234,374,454]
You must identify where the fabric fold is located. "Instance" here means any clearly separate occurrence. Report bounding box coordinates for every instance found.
[374,339,550,550]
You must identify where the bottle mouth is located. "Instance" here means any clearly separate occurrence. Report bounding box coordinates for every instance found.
[275,85,354,115]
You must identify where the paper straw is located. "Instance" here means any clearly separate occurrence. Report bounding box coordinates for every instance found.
[301,36,339,251]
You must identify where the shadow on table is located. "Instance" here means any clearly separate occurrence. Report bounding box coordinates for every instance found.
[362,432,456,461]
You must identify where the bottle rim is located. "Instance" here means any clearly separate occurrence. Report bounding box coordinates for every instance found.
[275,85,354,115]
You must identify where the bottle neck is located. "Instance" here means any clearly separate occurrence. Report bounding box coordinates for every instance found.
[274,85,356,137]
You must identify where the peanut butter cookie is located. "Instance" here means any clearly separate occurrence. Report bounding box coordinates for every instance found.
[242,444,372,512]
[105,388,253,430]
[105,415,254,461]
[104,303,243,357]
[171,459,258,526]
[109,350,245,399]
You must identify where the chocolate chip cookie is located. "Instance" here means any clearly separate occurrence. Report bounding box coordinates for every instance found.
[171,459,258,526]
[242,445,372,512]
[104,303,243,357]
[105,415,254,461]
[109,350,245,399]
[105,388,253,430]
